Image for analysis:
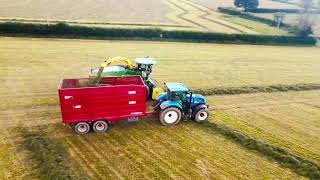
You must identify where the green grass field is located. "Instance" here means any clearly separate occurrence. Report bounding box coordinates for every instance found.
[218,14,290,35]
[1,37,319,179]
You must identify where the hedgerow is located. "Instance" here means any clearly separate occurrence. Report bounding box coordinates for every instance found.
[0,22,316,45]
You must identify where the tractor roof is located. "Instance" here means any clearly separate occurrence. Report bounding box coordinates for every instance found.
[165,82,189,93]
[134,57,156,65]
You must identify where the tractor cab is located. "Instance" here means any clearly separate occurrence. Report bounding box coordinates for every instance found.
[155,83,209,126]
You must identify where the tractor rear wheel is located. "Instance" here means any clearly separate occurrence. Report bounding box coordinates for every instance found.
[74,122,90,135]
[159,107,182,126]
[92,120,109,133]
[194,108,209,123]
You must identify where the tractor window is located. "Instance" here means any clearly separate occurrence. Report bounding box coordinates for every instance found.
[167,91,174,100]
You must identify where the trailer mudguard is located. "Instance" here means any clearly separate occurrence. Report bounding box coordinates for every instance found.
[160,100,182,110]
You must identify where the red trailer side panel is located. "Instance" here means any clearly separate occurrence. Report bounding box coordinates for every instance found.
[58,76,147,124]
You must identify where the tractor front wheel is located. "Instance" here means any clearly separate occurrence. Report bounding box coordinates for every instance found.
[74,122,90,135]
[159,107,182,126]
[194,108,209,123]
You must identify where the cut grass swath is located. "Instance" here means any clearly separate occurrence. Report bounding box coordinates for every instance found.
[200,121,320,179]
[208,91,320,166]
[17,128,88,180]
[193,83,320,96]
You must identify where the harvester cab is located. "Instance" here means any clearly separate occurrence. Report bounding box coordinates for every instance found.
[134,57,155,82]
[88,56,163,100]
[134,57,164,100]
[155,83,209,126]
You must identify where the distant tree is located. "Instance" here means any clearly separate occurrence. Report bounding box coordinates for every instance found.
[273,12,286,28]
[234,0,259,11]
[297,0,314,36]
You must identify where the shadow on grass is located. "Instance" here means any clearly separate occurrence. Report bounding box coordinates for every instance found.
[16,127,89,180]
[193,121,320,179]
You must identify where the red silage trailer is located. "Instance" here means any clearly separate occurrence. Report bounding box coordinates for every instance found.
[58,75,148,134]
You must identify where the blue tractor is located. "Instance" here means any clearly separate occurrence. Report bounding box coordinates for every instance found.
[155,83,210,126]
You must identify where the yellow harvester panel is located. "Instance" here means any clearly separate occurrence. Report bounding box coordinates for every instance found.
[152,87,164,100]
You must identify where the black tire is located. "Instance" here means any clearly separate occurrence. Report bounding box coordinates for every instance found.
[159,107,182,126]
[194,108,209,123]
[74,122,90,135]
[146,85,150,100]
[92,120,109,133]
[146,83,153,100]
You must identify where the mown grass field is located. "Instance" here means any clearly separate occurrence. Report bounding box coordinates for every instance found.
[218,14,290,35]
[0,0,172,24]
[208,91,320,165]
[49,120,305,179]
[0,0,291,35]
[189,0,301,10]
[1,37,319,115]
[253,13,320,37]
[1,37,319,179]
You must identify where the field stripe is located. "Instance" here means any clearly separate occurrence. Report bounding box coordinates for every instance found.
[164,0,209,30]
[162,0,257,33]
[65,137,103,180]
[202,118,320,179]
[193,83,320,96]
[80,136,126,179]
[141,120,240,178]
[177,0,257,34]
[67,135,124,179]
[118,125,189,179]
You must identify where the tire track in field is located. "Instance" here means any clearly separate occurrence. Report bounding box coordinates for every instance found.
[103,128,174,179]
[65,134,121,179]
[149,120,294,178]
[209,97,320,111]
[163,0,254,33]
[214,98,320,166]
[114,121,226,179]
[141,121,238,178]
[245,105,320,163]
[203,115,320,179]
[162,123,245,178]
[177,0,257,34]
[164,0,209,29]
[76,135,126,179]
[92,134,151,179]
[127,123,192,179]
[92,131,171,178]
[83,131,168,179]
[64,137,103,180]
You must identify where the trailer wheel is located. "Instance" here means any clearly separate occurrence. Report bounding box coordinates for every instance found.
[74,122,90,135]
[159,107,182,126]
[92,121,109,133]
[194,108,209,123]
